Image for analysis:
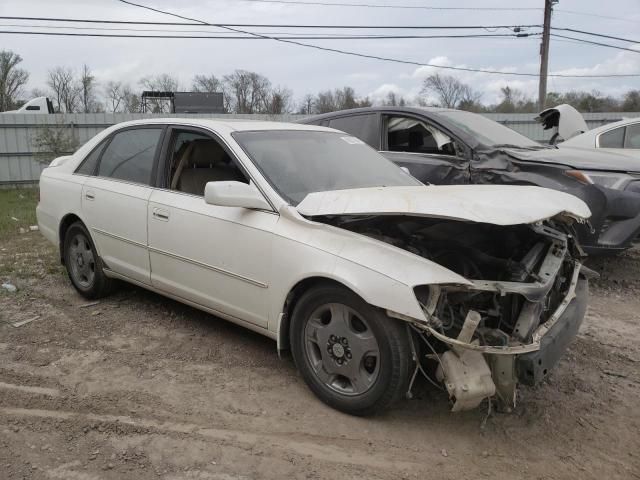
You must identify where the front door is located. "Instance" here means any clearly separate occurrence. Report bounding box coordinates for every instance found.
[380,114,470,185]
[147,128,277,328]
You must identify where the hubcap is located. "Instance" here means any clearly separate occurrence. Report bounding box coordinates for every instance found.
[304,303,380,396]
[68,233,95,288]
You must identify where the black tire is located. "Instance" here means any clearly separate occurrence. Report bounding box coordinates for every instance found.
[63,222,114,299]
[290,283,410,416]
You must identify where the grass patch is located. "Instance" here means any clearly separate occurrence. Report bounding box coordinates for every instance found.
[0,188,38,241]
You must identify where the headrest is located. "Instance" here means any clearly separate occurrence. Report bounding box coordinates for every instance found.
[189,139,228,168]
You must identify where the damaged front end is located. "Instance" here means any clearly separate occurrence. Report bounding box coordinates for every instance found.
[321,213,590,412]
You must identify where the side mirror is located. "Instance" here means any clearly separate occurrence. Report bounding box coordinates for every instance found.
[204,181,271,210]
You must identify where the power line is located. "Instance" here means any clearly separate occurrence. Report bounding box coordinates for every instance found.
[552,27,640,45]
[0,29,536,40]
[550,34,640,54]
[0,16,541,30]
[115,0,640,78]
[236,0,541,10]
[555,9,640,24]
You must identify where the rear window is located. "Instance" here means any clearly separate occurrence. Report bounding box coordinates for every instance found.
[97,128,162,185]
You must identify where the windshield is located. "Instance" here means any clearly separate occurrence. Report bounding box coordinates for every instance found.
[439,110,541,148]
[233,130,420,205]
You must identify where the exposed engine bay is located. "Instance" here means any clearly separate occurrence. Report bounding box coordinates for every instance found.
[316,214,590,412]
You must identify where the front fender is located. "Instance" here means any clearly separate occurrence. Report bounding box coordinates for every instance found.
[268,207,471,333]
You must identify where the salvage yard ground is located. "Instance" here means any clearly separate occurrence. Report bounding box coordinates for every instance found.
[0,189,639,480]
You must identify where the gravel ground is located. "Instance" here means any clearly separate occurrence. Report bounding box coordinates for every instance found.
[1,232,639,480]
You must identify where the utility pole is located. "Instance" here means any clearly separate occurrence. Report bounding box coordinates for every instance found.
[538,0,556,111]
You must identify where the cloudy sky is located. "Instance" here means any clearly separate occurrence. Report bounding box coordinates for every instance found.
[1,0,639,106]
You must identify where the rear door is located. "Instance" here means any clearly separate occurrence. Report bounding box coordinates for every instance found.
[380,113,470,184]
[81,126,164,284]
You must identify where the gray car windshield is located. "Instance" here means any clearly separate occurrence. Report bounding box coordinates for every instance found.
[439,110,541,148]
[233,130,420,205]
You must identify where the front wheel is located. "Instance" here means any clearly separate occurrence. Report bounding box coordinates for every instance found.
[290,284,410,416]
[63,222,114,299]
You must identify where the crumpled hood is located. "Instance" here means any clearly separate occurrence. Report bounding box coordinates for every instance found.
[296,185,591,225]
[501,145,640,173]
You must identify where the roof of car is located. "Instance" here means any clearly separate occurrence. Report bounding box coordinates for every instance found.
[300,106,459,122]
[108,117,338,133]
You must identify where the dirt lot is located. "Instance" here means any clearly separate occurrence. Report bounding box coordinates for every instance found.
[1,226,639,479]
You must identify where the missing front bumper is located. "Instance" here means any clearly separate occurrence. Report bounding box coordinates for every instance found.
[516,278,588,386]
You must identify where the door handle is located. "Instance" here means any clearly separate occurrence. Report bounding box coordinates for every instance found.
[85,190,95,201]
[152,208,170,221]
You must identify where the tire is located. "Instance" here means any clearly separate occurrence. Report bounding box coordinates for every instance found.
[63,222,114,299]
[290,283,410,416]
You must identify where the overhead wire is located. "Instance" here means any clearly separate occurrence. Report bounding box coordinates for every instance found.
[0,29,536,40]
[113,0,640,78]
[550,33,640,54]
[233,0,542,11]
[0,16,542,30]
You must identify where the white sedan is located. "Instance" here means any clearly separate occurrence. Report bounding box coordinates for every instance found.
[37,119,591,415]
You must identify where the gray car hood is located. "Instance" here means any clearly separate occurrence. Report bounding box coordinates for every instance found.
[501,145,640,173]
[296,185,591,225]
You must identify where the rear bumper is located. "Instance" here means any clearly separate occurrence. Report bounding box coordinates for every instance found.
[516,278,588,386]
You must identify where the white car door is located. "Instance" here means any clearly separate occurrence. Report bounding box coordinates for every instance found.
[147,127,277,328]
[81,126,165,285]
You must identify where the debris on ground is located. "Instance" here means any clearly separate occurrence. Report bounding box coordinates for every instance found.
[1,282,17,292]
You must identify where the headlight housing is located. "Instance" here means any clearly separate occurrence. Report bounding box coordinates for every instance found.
[567,170,635,190]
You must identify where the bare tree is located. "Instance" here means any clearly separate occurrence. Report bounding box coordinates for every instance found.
[223,70,272,114]
[298,94,314,114]
[122,85,141,113]
[421,73,481,109]
[32,120,79,163]
[491,86,535,113]
[0,50,29,111]
[265,86,293,114]
[79,64,100,113]
[104,80,124,112]
[47,67,80,113]
[191,74,222,92]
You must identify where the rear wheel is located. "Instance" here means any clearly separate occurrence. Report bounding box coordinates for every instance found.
[63,222,113,299]
[290,284,410,416]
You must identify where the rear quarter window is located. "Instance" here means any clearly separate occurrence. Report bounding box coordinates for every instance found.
[75,140,107,175]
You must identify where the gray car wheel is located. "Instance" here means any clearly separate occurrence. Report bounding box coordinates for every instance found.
[63,222,114,299]
[290,283,410,416]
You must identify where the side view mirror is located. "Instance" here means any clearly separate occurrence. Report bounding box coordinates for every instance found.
[204,181,271,210]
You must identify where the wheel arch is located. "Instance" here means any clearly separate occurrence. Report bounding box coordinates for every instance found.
[58,213,86,263]
[277,276,364,353]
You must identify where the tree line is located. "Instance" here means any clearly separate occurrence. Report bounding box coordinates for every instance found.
[1,49,639,114]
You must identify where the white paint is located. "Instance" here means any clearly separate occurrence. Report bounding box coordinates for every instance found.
[37,118,589,345]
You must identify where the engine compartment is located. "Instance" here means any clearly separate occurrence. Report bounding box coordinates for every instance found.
[315,214,585,411]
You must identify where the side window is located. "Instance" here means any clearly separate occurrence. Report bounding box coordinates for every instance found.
[599,127,625,148]
[385,116,457,156]
[97,128,162,185]
[624,124,640,149]
[328,114,378,147]
[168,130,249,196]
[75,140,107,175]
